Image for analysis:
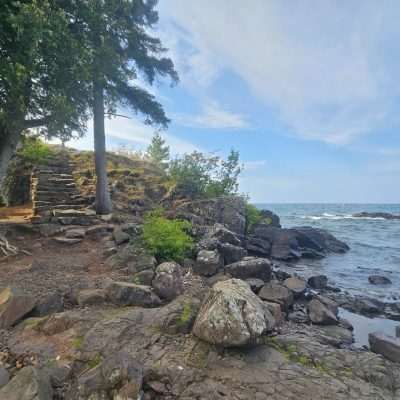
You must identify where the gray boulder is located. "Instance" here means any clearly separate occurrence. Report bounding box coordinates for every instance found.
[258,282,294,311]
[210,223,242,246]
[308,275,328,289]
[246,236,271,257]
[113,228,130,245]
[77,289,106,307]
[194,249,223,276]
[193,279,275,347]
[369,332,400,362]
[246,278,265,293]
[133,269,155,286]
[0,367,9,389]
[225,257,272,281]
[0,287,36,329]
[283,277,306,298]
[106,281,161,307]
[0,366,52,400]
[308,299,338,325]
[219,243,247,264]
[152,262,183,301]
[78,351,142,399]
[368,275,392,285]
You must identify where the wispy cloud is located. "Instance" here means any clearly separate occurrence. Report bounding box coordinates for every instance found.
[160,0,400,144]
[175,101,249,129]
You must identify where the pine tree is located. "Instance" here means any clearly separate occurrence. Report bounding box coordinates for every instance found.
[146,133,170,168]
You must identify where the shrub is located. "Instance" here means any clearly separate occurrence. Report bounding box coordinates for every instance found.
[168,149,242,198]
[245,203,263,233]
[142,208,193,262]
[18,135,51,164]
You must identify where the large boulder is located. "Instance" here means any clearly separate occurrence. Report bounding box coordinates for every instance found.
[106,281,161,307]
[173,197,246,235]
[258,282,294,311]
[193,279,275,347]
[77,289,106,307]
[0,287,36,329]
[152,262,183,301]
[219,243,247,264]
[283,277,306,298]
[258,210,281,228]
[308,275,328,289]
[209,223,242,246]
[0,366,53,400]
[194,249,223,276]
[245,236,271,257]
[308,299,338,325]
[369,332,400,362]
[224,257,272,281]
[78,351,143,399]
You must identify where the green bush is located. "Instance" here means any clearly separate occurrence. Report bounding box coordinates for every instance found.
[168,149,242,198]
[142,208,193,262]
[245,203,263,233]
[18,135,51,164]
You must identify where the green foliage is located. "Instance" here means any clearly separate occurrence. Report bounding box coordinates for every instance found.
[142,208,193,262]
[245,203,263,233]
[146,133,170,168]
[168,149,242,198]
[17,136,50,165]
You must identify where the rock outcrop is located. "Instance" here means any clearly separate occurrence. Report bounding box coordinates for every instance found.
[193,279,275,346]
[369,332,400,363]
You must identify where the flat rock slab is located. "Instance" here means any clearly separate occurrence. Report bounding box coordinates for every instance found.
[53,237,83,245]
[65,228,86,239]
[369,332,400,362]
[0,287,36,329]
[106,281,161,307]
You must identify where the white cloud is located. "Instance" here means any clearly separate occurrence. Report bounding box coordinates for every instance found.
[243,160,267,172]
[175,100,249,129]
[160,0,400,144]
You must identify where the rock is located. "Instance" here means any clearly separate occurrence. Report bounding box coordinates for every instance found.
[368,275,392,285]
[0,366,53,400]
[31,292,63,317]
[103,246,117,257]
[0,287,36,329]
[315,295,339,316]
[209,223,242,246]
[252,226,301,260]
[152,262,183,301]
[225,257,272,281]
[308,275,328,289]
[292,226,350,254]
[288,310,310,324]
[193,279,275,346]
[108,243,156,272]
[86,224,114,237]
[259,209,281,228]
[263,301,284,325]
[369,332,400,362]
[78,351,143,399]
[338,318,354,331]
[65,228,85,239]
[246,278,265,293]
[106,281,161,307]
[246,236,271,257]
[121,223,141,236]
[283,277,306,298]
[77,289,106,307]
[308,299,338,325]
[113,228,130,245]
[194,250,223,276]
[273,268,291,281]
[353,211,400,220]
[53,237,82,245]
[219,243,247,264]
[396,326,400,338]
[197,237,220,251]
[0,367,9,389]
[317,325,353,347]
[258,282,294,311]
[133,269,155,286]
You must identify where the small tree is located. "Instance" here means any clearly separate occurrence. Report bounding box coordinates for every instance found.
[146,133,170,168]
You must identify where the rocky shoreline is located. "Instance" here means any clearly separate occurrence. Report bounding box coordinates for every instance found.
[0,197,400,399]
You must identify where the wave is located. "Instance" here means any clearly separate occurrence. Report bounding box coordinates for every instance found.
[300,214,386,221]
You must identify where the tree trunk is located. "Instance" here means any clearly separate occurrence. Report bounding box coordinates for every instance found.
[93,79,112,214]
[0,128,22,197]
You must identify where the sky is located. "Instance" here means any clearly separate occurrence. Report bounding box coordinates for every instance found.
[66,1,400,203]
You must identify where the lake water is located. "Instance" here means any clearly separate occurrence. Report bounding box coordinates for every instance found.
[257,203,400,302]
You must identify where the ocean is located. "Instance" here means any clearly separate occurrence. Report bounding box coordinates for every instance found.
[257,204,400,301]
[257,203,400,345]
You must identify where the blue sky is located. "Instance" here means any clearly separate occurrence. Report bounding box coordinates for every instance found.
[66,1,400,203]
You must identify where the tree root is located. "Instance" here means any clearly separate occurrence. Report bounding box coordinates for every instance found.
[0,233,19,258]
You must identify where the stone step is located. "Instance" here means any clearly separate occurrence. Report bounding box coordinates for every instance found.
[31,185,77,192]
[34,191,80,200]
[34,204,85,213]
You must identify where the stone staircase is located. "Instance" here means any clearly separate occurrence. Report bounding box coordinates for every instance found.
[31,153,91,217]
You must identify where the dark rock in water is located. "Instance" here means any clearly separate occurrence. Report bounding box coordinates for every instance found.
[219,242,247,264]
[252,226,301,260]
[245,278,265,293]
[258,282,294,311]
[193,279,275,347]
[308,299,338,325]
[194,249,223,276]
[152,262,183,301]
[368,275,392,285]
[369,332,400,362]
[308,275,328,289]
[283,277,306,298]
[292,226,350,254]
[259,209,281,228]
[225,257,272,281]
[353,211,400,220]
[78,351,143,399]
[0,366,53,400]
[0,287,36,329]
[106,281,161,307]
